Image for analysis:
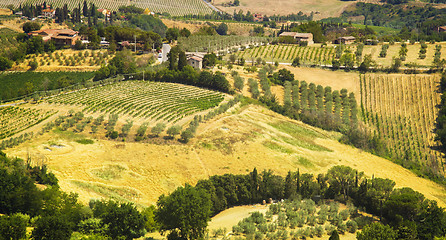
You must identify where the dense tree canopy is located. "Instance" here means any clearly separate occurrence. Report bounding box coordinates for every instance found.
[156,184,212,239]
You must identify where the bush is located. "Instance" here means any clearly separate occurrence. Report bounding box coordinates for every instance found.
[29,61,38,71]
[346,220,358,233]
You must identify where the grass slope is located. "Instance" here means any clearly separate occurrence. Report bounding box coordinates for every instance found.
[213,0,355,20]
[5,104,446,208]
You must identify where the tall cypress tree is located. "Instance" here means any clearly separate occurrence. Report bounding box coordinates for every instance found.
[83,0,89,17]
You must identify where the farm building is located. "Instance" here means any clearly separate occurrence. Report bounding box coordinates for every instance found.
[333,36,356,44]
[29,29,80,46]
[439,26,446,33]
[279,32,314,45]
[187,53,204,70]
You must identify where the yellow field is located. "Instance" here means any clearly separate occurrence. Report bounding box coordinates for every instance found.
[4,104,446,208]
[360,42,446,68]
[212,0,355,20]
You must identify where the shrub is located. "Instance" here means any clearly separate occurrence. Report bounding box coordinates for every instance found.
[346,220,358,233]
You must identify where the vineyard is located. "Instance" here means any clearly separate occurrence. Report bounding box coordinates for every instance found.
[236,45,335,65]
[178,35,269,53]
[0,0,213,16]
[0,106,57,139]
[360,73,444,173]
[45,81,225,124]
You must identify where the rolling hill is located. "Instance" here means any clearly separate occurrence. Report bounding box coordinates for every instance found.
[4,102,446,208]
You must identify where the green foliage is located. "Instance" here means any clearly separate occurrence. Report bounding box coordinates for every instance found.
[203,53,217,68]
[357,222,397,240]
[93,201,146,240]
[166,28,180,43]
[151,123,166,136]
[0,71,94,101]
[22,21,41,33]
[0,213,28,240]
[0,56,12,71]
[32,214,73,240]
[156,184,211,240]
[166,125,181,138]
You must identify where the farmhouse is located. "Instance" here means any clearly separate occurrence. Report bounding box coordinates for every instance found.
[333,36,356,44]
[29,29,80,46]
[42,8,55,18]
[97,8,111,18]
[253,13,264,22]
[186,53,205,69]
[279,32,314,45]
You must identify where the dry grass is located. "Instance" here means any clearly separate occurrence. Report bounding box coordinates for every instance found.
[0,8,12,15]
[361,42,446,68]
[5,104,446,208]
[212,0,356,20]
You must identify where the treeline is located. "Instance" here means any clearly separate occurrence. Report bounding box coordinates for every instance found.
[157,165,446,239]
[341,2,446,41]
[95,47,232,94]
[0,71,95,102]
[178,10,312,24]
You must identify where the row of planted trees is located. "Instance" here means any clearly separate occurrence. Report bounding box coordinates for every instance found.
[245,67,357,132]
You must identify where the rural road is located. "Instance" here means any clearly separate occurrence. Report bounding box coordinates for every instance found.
[201,0,222,12]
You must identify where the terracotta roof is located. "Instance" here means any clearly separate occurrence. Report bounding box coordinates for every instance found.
[294,33,312,38]
[188,56,203,61]
[279,32,297,37]
[42,9,54,13]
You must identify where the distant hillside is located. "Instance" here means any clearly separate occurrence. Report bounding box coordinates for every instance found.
[0,0,213,16]
[212,0,355,20]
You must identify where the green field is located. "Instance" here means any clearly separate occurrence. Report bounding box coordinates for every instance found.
[0,0,213,16]
[45,81,225,123]
[0,71,95,102]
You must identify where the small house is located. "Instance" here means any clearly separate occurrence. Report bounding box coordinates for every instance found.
[187,55,203,70]
[42,8,55,18]
[333,36,356,44]
[29,29,80,46]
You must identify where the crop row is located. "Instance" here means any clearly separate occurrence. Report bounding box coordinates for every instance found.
[45,81,225,124]
[0,106,57,139]
[360,73,443,172]
[237,45,335,64]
